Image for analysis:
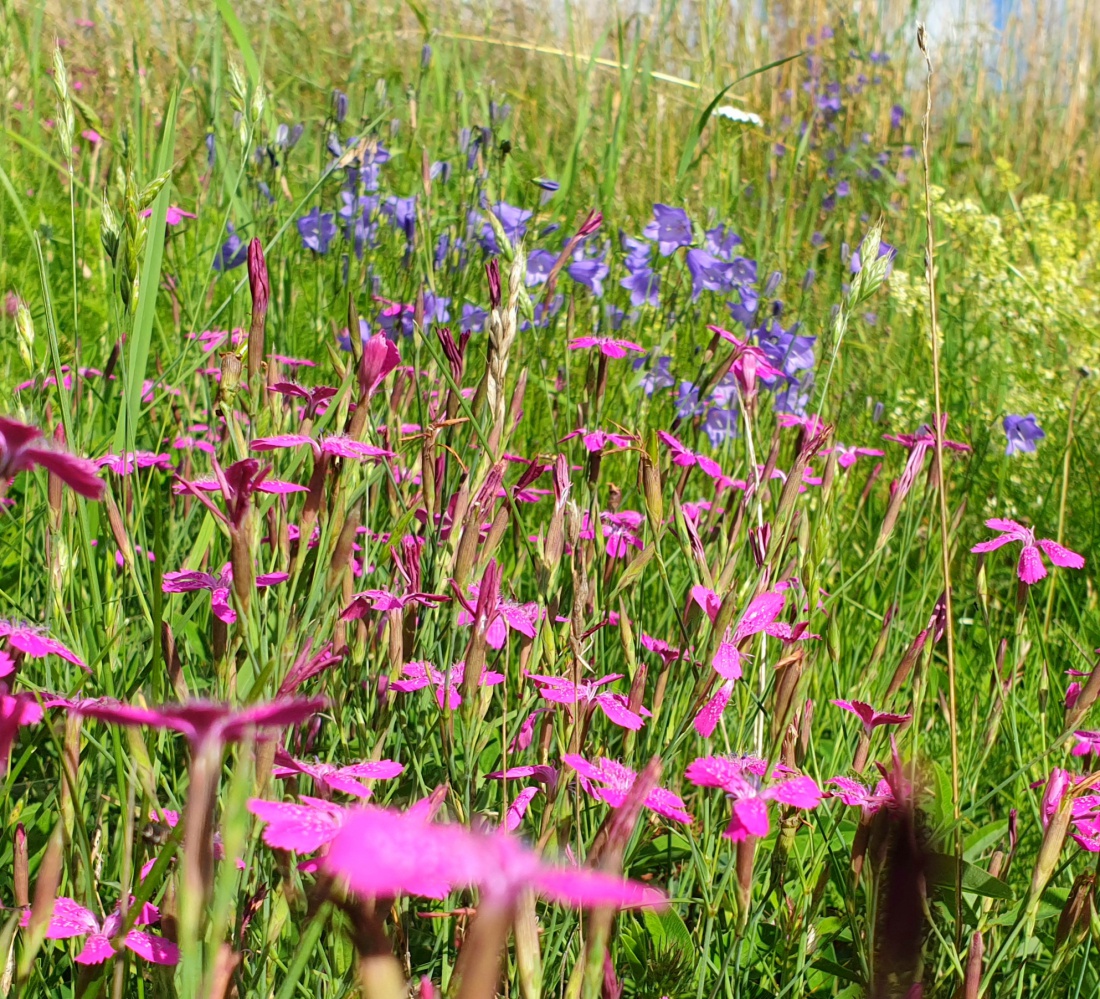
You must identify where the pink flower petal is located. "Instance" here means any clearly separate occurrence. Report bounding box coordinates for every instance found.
[726,796,770,841]
[595,695,645,731]
[505,787,540,830]
[247,797,346,853]
[767,775,822,809]
[693,685,732,739]
[1037,538,1084,571]
[1017,544,1047,585]
[75,934,116,965]
[124,929,180,965]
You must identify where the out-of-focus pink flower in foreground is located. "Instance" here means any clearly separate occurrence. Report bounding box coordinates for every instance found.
[970,518,1084,585]
[66,697,325,751]
[0,417,104,499]
[322,804,666,908]
[686,755,822,841]
[21,897,178,965]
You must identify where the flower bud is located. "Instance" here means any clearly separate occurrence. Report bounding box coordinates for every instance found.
[486,258,501,310]
[247,238,269,383]
[13,823,28,908]
[15,300,35,371]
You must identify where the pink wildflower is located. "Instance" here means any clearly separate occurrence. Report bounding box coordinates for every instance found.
[706,326,785,395]
[1071,732,1100,758]
[826,776,895,815]
[822,444,885,469]
[776,413,828,441]
[509,707,553,752]
[686,755,821,840]
[505,787,541,831]
[689,588,800,738]
[141,205,196,226]
[832,699,911,737]
[578,510,645,558]
[272,747,403,799]
[485,764,559,789]
[527,672,648,730]
[970,518,1084,585]
[563,754,692,824]
[171,475,306,497]
[162,563,289,624]
[277,640,344,697]
[341,587,448,618]
[0,620,87,671]
[657,431,724,480]
[21,897,178,965]
[568,336,645,359]
[95,451,174,475]
[0,417,104,499]
[882,415,970,507]
[268,383,338,420]
[560,428,635,453]
[390,660,504,709]
[360,333,401,398]
[250,434,394,463]
[456,582,539,648]
[640,634,685,668]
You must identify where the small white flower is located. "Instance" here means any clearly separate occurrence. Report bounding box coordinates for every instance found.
[714,105,763,127]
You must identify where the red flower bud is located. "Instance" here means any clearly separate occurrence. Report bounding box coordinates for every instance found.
[247,238,270,382]
[486,259,501,310]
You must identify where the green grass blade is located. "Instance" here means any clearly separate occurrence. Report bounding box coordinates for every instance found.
[676,51,803,182]
[113,85,179,456]
[214,0,262,86]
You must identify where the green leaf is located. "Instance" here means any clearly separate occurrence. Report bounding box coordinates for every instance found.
[810,959,863,987]
[964,819,1009,860]
[611,542,657,598]
[641,905,693,957]
[925,854,1014,901]
[676,52,803,182]
[927,759,954,833]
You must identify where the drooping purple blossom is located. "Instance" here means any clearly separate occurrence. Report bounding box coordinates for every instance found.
[213,223,247,271]
[643,204,693,256]
[632,355,675,396]
[297,208,337,255]
[1003,414,1045,456]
